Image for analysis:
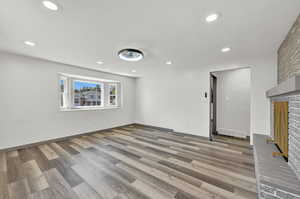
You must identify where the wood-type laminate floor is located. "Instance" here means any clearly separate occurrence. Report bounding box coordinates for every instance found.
[0,125,257,199]
[213,135,250,148]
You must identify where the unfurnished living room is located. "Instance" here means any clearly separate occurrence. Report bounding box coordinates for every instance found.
[0,1,300,199]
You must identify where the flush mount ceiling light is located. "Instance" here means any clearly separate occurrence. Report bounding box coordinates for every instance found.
[166,61,172,65]
[96,61,104,65]
[221,47,231,52]
[24,41,36,46]
[43,1,59,11]
[206,13,219,23]
[118,49,144,62]
[131,70,137,73]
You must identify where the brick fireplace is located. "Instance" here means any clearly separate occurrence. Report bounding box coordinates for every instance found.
[287,95,300,179]
[253,75,300,199]
[252,13,300,199]
[269,93,300,180]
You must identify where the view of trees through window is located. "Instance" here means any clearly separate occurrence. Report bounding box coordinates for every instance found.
[60,78,67,108]
[73,81,102,107]
[59,74,119,110]
[109,84,117,106]
[60,79,65,107]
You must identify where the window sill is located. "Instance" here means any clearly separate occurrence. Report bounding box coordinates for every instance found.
[59,106,120,112]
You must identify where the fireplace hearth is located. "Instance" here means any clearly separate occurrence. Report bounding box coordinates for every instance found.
[252,74,300,199]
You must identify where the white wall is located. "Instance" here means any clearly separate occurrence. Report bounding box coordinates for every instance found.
[0,51,276,149]
[136,58,277,144]
[215,68,251,138]
[136,67,210,136]
[0,52,136,149]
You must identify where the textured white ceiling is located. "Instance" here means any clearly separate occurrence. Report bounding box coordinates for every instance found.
[0,0,299,77]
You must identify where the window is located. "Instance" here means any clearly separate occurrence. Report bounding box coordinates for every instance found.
[59,73,120,110]
[60,76,68,108]
[108,84,117,106]
[73,81,103,107]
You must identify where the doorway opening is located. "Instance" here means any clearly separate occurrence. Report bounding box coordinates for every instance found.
[209,67,251,146]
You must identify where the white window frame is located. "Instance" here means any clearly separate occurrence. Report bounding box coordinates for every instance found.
[60,76,68,108]
[59,73,120,111]
[71,79,104,109]
[108,83,118,107]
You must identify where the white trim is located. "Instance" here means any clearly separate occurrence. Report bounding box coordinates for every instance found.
[59,75,68,108]
[60,106,120,112]
[59,72,120,83]
[58,73,121,111]
[108,83,118,107]
[217,128,249,138]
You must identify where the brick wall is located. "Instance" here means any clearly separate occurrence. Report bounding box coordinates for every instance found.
[278,14,300,84]
[289,95,300,180]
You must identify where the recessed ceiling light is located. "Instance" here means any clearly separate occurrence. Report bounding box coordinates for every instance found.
[221,47,231,52]
[118,49,144,62]
[24,41,36,46]
[206,13,219,23]
[96,61,104,65]
[166,61,172,65]
[43,1,58,11]
[132,70,137,73]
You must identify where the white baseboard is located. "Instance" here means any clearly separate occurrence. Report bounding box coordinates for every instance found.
[217,128,249,138]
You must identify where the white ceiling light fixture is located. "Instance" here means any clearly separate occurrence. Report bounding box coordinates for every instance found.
[42,1,59,11]
[131,70,137,73]
[166,61,172,65]
[118,48,144,62]
[205,13,219,23]
[221,47,231,52]
[24,41,36,47]
[96,61,104,65]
